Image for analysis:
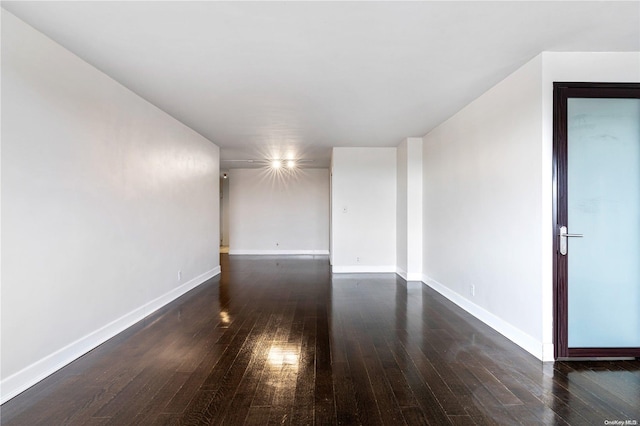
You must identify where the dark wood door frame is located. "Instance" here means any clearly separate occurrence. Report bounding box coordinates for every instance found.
[553,82,640,359]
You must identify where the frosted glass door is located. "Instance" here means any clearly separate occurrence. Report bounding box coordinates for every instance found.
[567,98,640,348]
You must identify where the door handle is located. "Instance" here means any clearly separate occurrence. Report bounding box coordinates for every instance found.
[559,225,583,256]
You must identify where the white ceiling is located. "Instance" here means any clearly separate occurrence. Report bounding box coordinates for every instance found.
[3,1,639,168]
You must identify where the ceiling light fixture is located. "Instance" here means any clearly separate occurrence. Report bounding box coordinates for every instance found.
[221,158,313,170]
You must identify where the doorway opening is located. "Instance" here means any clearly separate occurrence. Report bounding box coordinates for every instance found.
[553,82,640,359]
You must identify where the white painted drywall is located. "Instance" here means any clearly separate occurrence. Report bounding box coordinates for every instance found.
[406,138,423,280]
[331,147,397,272]
[397,138,423,281]
[538,52,640,358]
[396,141,408,276]
[421,51,640,361]
[422,55,545,358]
[1,12,220,402]
[221,175,230,246]
[228,168,329,254]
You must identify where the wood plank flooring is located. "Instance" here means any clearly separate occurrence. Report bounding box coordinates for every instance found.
[2,254,639,425]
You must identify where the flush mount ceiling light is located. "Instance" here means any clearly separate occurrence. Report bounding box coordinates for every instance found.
[269,159,313,170]
[270,159,302,170]
[221,159,314,169]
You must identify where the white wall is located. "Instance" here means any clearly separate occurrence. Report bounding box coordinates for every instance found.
[421,51,640,362]
[406,139,423,280]
[1,12,220,403]
[397,138,423,281]
[422,55,545,358]
[331,147,396,272]
[221,175,230,246]
[228,168,329,254]
[396,141,408,275]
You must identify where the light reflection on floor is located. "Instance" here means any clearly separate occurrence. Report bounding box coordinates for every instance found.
[267,344,301,369]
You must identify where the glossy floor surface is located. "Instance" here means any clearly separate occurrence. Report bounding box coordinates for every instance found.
[2,255,639,425]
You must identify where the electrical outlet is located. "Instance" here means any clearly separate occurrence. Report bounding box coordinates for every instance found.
[470,284,475,296]
[276,242,279,246]
[178,270,182,281]
[356,257,360,263]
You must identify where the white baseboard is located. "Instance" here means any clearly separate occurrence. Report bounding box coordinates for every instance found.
[542,343,555,362]
[0,266,221,404]
[396,268,408,280]
[422,274,546,361]
[406,272,423,281]
[396,268,422,282]
[228,249,329,255]
[332,265,396,273]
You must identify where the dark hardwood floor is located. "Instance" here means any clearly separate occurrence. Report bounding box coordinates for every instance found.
[2,254,639,425]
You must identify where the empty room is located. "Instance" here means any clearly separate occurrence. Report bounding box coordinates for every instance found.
[1,1,639,425]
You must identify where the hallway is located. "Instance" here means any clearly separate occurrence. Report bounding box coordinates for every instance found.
[2,255,639,425]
